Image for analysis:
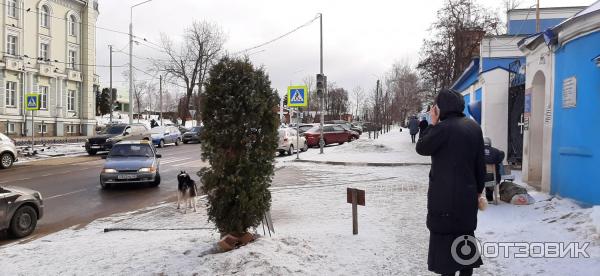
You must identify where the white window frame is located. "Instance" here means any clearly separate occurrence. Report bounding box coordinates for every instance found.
[40,42,50,60]
[7,123,16,134]
[7,35,18,56]
[67,125,77,134]
[40,86,49,110]
[40,5,50,28]
[69,15,77,36]
[67,89,76,111]
[7,0,18,18]
[5,81,17,107]
[68,50,77,70]
[37,124,48,134]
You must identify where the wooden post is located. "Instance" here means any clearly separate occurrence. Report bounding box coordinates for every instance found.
[352,189,358,235]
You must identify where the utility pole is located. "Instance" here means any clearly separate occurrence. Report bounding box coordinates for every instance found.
[129,14,134,124]
[319,13,325,154]
[109,45,113,123]
[159,75,163,126]
[536,0,541,33]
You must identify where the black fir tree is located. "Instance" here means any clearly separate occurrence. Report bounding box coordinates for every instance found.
[200,57,279,236]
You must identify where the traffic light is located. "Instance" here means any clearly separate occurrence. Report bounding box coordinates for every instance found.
[316,73,326,97]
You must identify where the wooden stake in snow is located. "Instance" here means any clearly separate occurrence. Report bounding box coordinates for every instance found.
[347,188,365,235]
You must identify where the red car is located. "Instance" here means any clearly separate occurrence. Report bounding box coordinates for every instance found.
[304,125,359,147]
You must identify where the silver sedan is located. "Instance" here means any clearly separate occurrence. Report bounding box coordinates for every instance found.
[100,141,162,189]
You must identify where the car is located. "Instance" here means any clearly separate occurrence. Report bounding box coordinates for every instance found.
[277,128,308,155]
[177,125,189,134]
[0,185,44,238]
[0,133,17,169]
[298,124,318,134]
[325,120,362,135]
[182,126,203,144]
[304,124,358,147]
[85,123,152,155]
[99,141,162,189]
[151,126,182,148]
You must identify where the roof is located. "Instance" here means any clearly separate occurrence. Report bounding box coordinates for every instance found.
[450,58,480,92]
[508,6,588,12]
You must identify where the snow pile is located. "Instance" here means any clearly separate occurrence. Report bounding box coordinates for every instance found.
[17,143,86,162]
[291,128,431,164]
[591,206,600,235]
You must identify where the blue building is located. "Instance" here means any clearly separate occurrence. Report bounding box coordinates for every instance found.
[519,1,600,205]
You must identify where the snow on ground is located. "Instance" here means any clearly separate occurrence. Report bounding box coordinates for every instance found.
[16,143,87,163]
[287,128,431,164]
[1,128,599,275]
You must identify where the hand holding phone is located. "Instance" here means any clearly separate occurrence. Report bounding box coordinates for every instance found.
[430,105,440,125]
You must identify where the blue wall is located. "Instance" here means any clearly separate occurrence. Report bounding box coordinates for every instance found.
[508,19,565,35]
[481,57,526,73]
[475,88,482,101]
[552,30,600,205]
[463,94,471,117]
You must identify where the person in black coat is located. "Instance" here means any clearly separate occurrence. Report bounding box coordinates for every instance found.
[416,89,486,276]
[483,137,505,202]
[408,116,419,143]
[418,118,429,139]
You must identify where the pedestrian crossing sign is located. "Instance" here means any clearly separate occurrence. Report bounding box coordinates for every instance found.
[287,85,308,107]
[25,94,40,111]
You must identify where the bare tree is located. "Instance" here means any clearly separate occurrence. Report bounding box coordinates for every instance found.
[153,21,225,124]
[351,86,364,120]
[386,62,422,125]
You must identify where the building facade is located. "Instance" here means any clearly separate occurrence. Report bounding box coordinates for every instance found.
[519,1,600,204]
[0,0,99,138]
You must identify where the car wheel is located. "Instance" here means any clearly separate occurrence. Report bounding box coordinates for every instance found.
[151,173,161,187]
[287,145,294,155]
[339,142,345,145]
[183,140,188,144]
[349,136,356,142]
[9,205,38,238]
[100,179,111,190]
[175,138,181,146]
[302,142,308,152]
[159,140,165,148]
[87,150,97,156]
[0,152,14,169]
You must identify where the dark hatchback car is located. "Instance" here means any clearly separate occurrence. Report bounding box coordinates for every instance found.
[86,124,151,155]
[182,126,203,144]
[99,141,162,189]
[0,185,44,238]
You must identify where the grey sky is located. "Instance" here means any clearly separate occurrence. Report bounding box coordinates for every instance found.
[95,0,595,99]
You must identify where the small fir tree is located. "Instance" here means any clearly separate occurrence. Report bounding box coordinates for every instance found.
[200,57,279,235]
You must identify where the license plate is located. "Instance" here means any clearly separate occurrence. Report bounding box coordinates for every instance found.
[117,174,137,180]
[91,146,101,149]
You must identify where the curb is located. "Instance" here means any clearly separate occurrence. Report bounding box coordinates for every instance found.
[291,159,431,167]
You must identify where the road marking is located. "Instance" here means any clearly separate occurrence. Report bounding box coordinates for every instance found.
[162,157,192,164]
[45,188,88,200]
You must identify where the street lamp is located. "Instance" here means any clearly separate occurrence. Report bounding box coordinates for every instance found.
[129,0,153,124]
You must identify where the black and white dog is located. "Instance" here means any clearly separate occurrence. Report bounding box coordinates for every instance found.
[177,171,198,213]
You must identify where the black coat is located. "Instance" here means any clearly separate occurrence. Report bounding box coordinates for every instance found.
[408,118,419,135]
[416,90,485,274]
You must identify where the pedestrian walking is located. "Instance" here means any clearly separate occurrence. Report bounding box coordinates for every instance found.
[418,118,429,139]
[408,116,419,143]
[416,89,486,276]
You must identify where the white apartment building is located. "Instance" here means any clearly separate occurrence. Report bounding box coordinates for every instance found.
[0,0,99,137]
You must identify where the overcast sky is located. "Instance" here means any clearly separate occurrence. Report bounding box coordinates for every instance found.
[95,0,595,98]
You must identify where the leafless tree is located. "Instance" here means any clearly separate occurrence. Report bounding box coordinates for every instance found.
[153,21,225,124]
[385,62,422,125]
[351,86,364,120]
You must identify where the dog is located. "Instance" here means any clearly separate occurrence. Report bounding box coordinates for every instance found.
[177,171,198,213]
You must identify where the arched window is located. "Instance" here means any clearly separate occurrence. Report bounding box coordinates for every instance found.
[69,15,77,36]
[40,5,50,28]
[7,0,17,18]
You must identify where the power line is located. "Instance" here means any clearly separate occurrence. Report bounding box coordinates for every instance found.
[1,52,127,67]
[232,14,320,55]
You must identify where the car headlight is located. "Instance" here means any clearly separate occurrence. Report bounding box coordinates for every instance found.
[103,168,117,173]
[34,192,43,201]
[85,138,90,143]
[138,167,157,173]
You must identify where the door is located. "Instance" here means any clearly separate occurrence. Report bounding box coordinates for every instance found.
[332,126,346,143]
[507,59,525,165]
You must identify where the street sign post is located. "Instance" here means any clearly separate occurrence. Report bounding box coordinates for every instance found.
[347,188,365,235]
[287,86,308,107]
[25,94,40,155]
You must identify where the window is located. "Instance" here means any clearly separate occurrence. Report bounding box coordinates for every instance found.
[7,123,16,134]
[37,124,47,134]
[67,90,76,111]
[68,50,77,69]
[5,81,17,107]
[7,35,17,55]
[8,0,17,18]
[67,125,77,134]
[69,15,77,36]
[40,5,50,28]
[40,43,49,60]
[40,86,48,109]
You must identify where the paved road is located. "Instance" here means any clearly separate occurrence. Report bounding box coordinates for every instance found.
[0,143,207,245]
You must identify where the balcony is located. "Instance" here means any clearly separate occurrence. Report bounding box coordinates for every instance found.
[3,56,24,71]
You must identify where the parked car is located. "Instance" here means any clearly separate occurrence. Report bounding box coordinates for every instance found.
[177,125,189,134]
[325,120,362,135]
[85,123,151,155]
[151,126,182,148]
[99,140,162,189]
[0,133,17,169]
[182,126,203,144]
[298,124,318,134]
[304,124,359,147]
[0,185,44,238]
[277,128,308,155]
